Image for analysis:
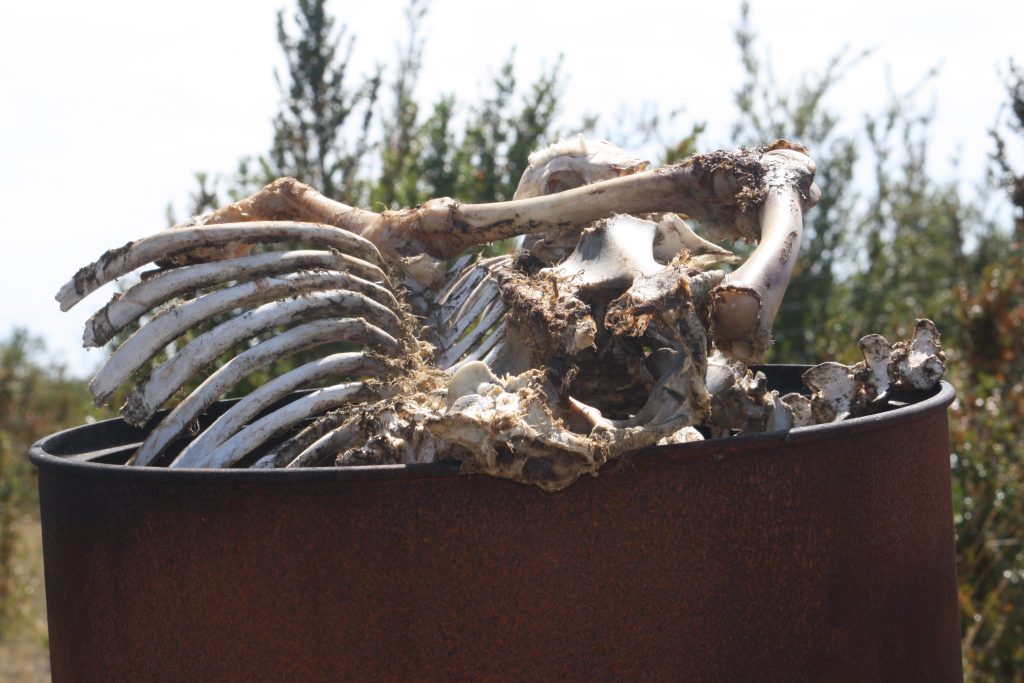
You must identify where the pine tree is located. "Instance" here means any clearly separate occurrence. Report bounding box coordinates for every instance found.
[269,0,382,203]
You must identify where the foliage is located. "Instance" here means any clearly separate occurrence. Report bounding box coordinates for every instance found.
[6,0,1024,678]
[952,270,1024,677]
[948,61,1024,680]
[732,5,1022,677]
[269,0,382,202]
[0,330,109,637]
[155,0,569,401]
[731,1,864,362]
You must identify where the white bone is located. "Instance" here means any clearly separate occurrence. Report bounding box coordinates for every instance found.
[169,353,385,467]
[803,362,859,423]
[57,222,384,310]
[514,137,648,200]
[651,213,738,264]
[890,319,946,390]
[92,272,390,398]
[132,345,387,467]
[285,419,362,468]
[269,410,354,468]
[437,300,507,369]
[193,382,369,468]
[84,250,394,347]
[858,334,892,400]
[115,294,400,425]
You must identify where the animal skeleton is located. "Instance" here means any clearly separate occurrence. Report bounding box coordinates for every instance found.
[57,138,946,490]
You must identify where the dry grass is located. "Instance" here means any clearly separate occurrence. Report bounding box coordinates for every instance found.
[0,516,50,683]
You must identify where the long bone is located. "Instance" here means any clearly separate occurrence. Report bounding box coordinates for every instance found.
[84,250,394,347]
[710,148,819,361]
[159,142,816,267]
[61,143,816,369]
[512,139,736,267]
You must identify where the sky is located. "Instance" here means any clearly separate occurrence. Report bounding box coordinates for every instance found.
[2,0,1022,376]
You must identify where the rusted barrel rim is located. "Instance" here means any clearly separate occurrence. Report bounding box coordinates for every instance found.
[28,370,955,485]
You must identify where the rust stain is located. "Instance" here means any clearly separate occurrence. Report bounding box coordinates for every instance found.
[29,371,961,682]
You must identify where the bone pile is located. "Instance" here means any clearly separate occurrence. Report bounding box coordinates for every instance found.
[57,138,946,490]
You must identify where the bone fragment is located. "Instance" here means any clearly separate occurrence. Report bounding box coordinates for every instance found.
[890,319,946,391]
[446,360,502,409]
[855,334,892,401]
[705,351,813,434]
[801,320,946,426]
[803,362,859,423]
[657,427,705,445]
[338,401,452,466]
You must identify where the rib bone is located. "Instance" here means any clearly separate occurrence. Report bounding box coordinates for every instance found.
[174,353,385,465]
[176,353,386,466]
[286,419,362,468]
[131,332,387,467]
[92,272,392,403]
[57,222,385,310]
[84,250,394,347]
[115,294,401,425]
[195,382,371,468]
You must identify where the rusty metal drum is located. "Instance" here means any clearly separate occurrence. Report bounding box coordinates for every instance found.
[29,367,961,682]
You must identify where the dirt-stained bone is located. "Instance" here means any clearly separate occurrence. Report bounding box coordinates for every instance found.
[513,136,649,200]
[54,137,947,491]
[803,320,947,424]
